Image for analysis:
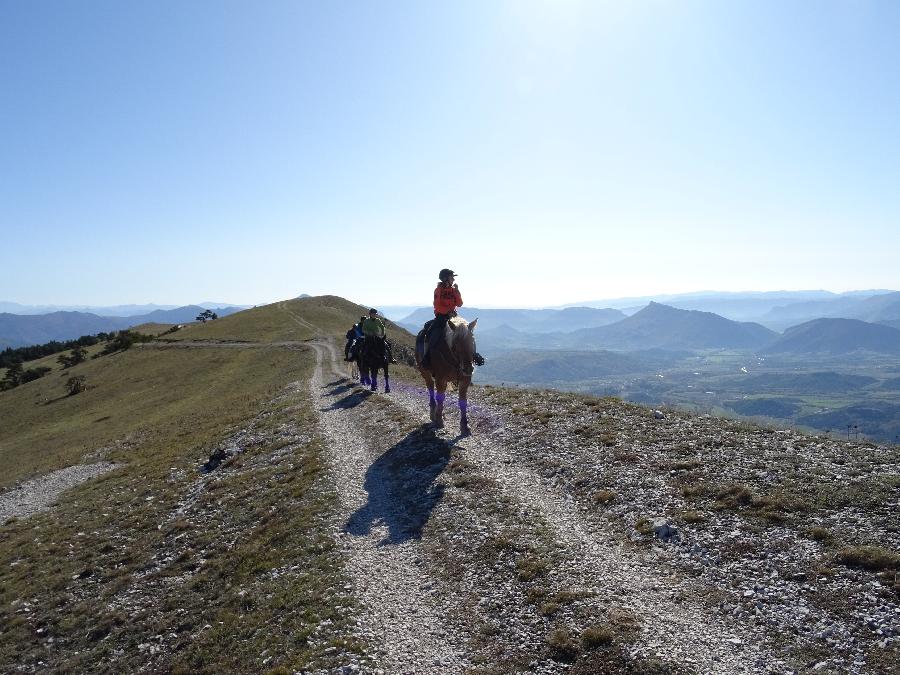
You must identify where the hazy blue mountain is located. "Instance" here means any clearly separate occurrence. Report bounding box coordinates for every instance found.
[375,305,424,321]
[562,302,777,352]
[399,306,625,334]
[851,292,900,322]
[134,305,244,324]
[560,290,898,324]
[0,302,182,316]
[764,318,900,355]
[0,306,244,349]
[0,301,248,317]
[759,291,900,329]
[0,312,127,349]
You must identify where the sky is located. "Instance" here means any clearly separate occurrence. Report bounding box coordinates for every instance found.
[2,1,899,308]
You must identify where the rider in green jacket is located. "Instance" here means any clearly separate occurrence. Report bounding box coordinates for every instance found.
[361,308,395,363]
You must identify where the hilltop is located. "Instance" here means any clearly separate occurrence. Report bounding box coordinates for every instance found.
[1,295,897,673]
[570,302,776,351]
[764,318,900,355]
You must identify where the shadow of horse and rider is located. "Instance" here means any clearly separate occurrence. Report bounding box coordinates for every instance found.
[344,427,469,545]
[338,314,483,543]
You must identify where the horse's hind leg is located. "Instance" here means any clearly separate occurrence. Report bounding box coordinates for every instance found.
[370,370,377,391]
[459,398,470,436]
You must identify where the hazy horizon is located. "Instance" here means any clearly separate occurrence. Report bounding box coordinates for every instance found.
[3,287,898,316]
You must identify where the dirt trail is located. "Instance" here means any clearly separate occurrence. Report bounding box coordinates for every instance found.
[311,336,784,673]
[309,340,473,672]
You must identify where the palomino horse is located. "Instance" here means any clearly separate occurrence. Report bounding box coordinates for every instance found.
[415,317,478,435]
[358,335,391,393]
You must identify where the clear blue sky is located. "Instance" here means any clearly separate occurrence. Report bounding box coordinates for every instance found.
[2,1,898,308]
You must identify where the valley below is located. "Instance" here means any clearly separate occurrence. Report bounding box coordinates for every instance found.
[478,349,900,444]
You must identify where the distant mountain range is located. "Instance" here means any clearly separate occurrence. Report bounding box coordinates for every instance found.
[0,301,177,316]
[0,301,248,317]
[466,302,900,358]
[398,306,626,334]
[758,292,900,330]
[0,305,244,349]
[395,292,900,358]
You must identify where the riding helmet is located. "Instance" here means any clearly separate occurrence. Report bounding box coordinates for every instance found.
[438,268,456,282]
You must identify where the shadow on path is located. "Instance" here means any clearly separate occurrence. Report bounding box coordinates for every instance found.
[323,389,373,411]
[345,427,456,545]
[326,380,357,396]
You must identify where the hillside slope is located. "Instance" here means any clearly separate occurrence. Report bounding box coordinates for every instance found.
[1,295,897,673]
[765,317,900,355]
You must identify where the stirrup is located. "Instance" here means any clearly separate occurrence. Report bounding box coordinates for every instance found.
[473,352,485,367]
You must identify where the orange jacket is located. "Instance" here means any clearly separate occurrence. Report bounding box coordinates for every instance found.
[433,283,463,316]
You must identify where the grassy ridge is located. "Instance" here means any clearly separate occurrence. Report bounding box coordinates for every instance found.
[0,295,383,671]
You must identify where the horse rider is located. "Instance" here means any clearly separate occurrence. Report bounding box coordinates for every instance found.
[345,315,366,361]
[361,308,395,363]
[421,269,484,368]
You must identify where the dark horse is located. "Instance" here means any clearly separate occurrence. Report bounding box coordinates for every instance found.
[357,335,391,393]
[415,317,478,435]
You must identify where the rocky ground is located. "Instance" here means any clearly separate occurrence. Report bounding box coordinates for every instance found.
[0,462,117,522]
[309,337,899,674]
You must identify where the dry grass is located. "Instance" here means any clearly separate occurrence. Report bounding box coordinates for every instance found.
[836,546,900,572]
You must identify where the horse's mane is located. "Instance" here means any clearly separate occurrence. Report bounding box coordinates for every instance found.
[448,316,469,330]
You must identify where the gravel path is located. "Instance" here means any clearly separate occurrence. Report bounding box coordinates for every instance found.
[308,337,789,673]
[0,462,118,523]
[383,377,777,673]
[309,340,473,672]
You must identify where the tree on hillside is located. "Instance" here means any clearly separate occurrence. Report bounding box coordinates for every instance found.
[21,366,51,383]
[1,362,51,390]
[196,309,218,323]
[58,346,88,368]
[65,375,87,396]
[96,330,153,357]
[0,334,100,369]
[1,362,23,390]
